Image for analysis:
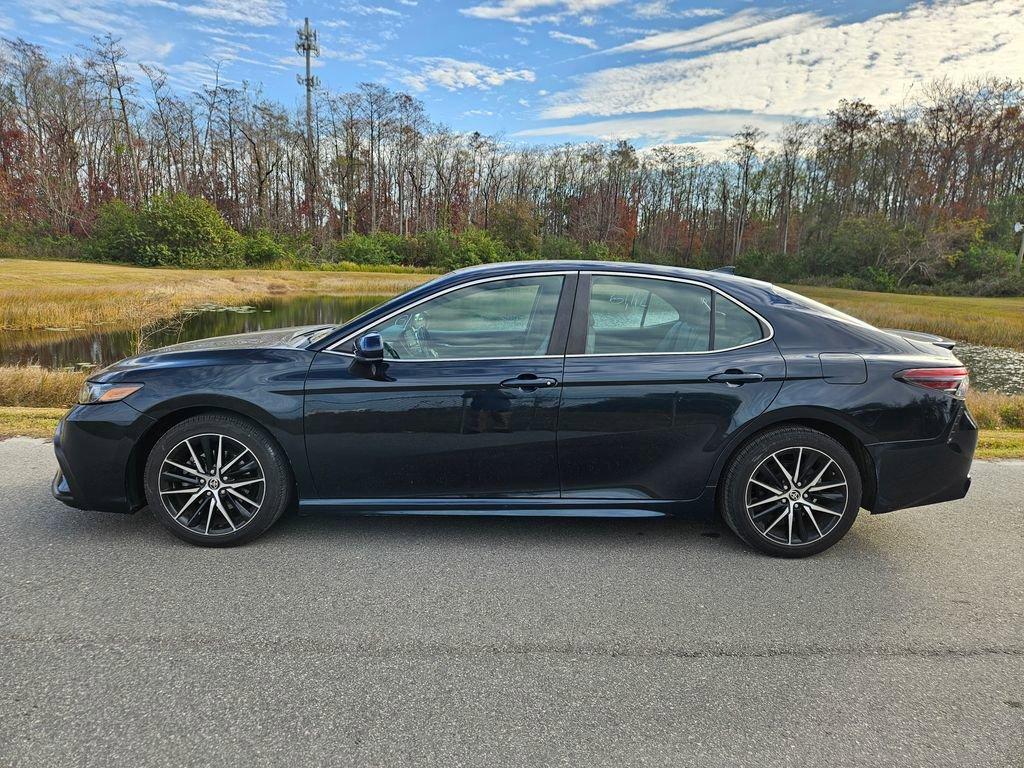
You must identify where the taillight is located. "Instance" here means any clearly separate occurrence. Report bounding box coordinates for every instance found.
[895,367,969,398]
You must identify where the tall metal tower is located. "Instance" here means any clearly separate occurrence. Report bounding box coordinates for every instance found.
[295,17,320,227]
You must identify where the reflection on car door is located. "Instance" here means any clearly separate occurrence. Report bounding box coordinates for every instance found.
[304,273,575,500]
[557,273,785,501]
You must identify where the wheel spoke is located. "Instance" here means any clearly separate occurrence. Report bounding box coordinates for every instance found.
[750,478,783,495]
[802,500,843,518]
[204,496,214,534]
[164,459,205,478]
[804,506,823,538]
[806,459,835,491]
[214,495,237,531]
[772,454,794,484]
[748,493,786,509]
[220,448,249,475]
[161,487,199,495]
[762,506,791,535]
[227,487,260,507]
[793,447,803,486]
[184,438,205,474]
[808,481,846,493]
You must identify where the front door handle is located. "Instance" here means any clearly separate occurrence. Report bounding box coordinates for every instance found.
[708,370,764,385]
[500,375,559,391]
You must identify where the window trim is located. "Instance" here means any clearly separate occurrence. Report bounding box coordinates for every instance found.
[566,271,774,358]
[323,270,576,363]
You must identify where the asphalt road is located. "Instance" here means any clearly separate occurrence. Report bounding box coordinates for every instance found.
[1,437,1022,768]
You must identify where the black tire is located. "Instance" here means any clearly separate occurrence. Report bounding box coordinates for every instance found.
[144,413,292,547]
[719,426,862,557]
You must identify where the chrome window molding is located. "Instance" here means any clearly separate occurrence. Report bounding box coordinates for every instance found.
[323,270,574,362]
[569,270,774,358]
[321,267,774,362]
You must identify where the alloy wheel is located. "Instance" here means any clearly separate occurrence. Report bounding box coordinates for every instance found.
[744,446,849,546]
[158,433,265,536]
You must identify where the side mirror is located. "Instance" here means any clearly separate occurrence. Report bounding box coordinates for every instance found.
[354,332,385,363]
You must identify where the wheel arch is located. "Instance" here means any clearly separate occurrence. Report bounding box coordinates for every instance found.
[709,407,877,510]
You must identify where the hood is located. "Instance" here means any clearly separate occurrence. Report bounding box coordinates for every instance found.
[147,324,334,355]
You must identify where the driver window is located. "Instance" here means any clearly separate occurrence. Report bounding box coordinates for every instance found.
[365,275,565,360]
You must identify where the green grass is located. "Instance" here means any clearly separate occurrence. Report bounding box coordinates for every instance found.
[0,258,431,332]
[0,407,65,439]
[790,285,1024,351]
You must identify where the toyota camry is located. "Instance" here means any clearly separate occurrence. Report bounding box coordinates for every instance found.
[52,261,977,556]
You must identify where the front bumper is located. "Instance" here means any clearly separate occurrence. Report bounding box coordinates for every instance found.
[867,405,978,514]
[52,401,155,514]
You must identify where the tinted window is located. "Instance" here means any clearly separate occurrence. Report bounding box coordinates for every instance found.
[365,275,564,360]
[585,276,711,354]
[713,294,764,349]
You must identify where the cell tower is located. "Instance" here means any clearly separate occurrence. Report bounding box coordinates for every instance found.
[296,18,320,226]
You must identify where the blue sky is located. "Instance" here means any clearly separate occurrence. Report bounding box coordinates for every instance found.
[2,0,1021,152]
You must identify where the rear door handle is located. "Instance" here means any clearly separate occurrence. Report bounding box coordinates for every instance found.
[500,375,559,390]
[708,370,764,385]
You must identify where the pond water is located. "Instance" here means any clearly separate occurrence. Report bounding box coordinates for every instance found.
[3,294,1023,394]
[0,295,385,370]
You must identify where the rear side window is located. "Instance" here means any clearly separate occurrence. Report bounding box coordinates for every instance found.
[713,294,764,350]
[585,276,711,354]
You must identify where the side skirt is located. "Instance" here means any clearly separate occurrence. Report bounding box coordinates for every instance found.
[297,493,715,518]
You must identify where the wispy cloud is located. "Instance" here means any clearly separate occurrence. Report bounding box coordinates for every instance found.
[549,30,598,49]
[461,0,622,25]
[402,57,536,91]
[516,111,789,141]
[545,0,1024,120]
[606,9,828,55]
[631,2,722,20]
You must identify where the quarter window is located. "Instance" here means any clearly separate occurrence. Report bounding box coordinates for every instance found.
[585,276,712,354]
[363,275,564,360]
[713,294,764,350]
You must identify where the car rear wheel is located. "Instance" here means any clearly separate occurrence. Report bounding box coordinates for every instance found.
[144,414,291,546]
[720,426,861,557]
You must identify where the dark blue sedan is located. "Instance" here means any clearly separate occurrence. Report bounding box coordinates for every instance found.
[52,261,976,556]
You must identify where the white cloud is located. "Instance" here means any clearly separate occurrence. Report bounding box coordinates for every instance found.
[402,57,536,91]
[0,14,12,30]
[545,0,1024,120]
[631,2,722,20]
[516,111,789,141]
[341,3,404,17]
[177,0,285,26]
[607,9,828,55]
[549,30,598,49]
[460,0,622,25]
[463,108,495,116]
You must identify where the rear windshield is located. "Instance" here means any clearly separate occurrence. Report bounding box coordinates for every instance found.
[770,287,873,329]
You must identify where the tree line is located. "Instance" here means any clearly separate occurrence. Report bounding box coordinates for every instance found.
[2,35,1024,293]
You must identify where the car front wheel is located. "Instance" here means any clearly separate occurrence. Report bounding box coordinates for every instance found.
[720,426,862,557]
[144,413,292,546]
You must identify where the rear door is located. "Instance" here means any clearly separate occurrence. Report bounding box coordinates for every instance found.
[557,272,785,501]
[304,272,575,500]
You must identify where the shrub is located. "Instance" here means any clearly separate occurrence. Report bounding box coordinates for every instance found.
[415,229,457,269]
[454,227,506,268]
[489,200,541,255]
[239,229,290,266]
[86,195,242,268]
[327,233,403,266]
[540,235,583,260]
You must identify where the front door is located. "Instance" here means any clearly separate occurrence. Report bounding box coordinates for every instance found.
[557,272,785,501]
[304,273,574,500]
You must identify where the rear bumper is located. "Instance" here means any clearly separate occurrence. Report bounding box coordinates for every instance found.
[867,406,978,514]
[51,402,154,514]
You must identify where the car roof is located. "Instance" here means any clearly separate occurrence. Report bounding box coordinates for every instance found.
[441,260,775,292]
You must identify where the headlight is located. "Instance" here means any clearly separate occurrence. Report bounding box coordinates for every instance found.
[77,382,143,404]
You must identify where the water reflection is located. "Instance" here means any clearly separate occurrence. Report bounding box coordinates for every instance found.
[955,342,1024,395]
[0,294,386,370]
